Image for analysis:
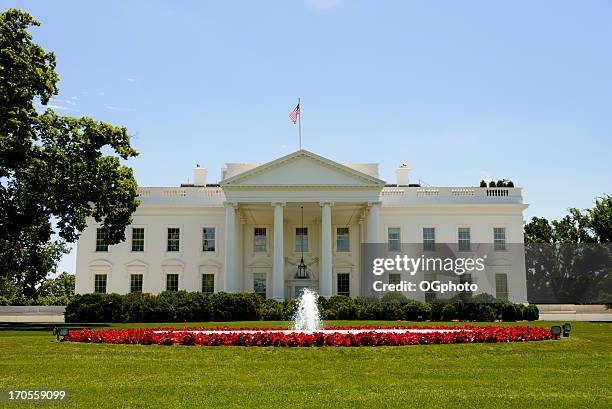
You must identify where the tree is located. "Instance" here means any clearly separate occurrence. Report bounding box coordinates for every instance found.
[588,195,612,242]
[39,272,75,297]
[0,9,139,297]
[524,195,611,303]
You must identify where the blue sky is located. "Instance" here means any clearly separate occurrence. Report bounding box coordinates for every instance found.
[5,0,611,274]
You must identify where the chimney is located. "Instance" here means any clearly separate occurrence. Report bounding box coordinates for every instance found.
[193,164,207,186]
[395,164,409,186]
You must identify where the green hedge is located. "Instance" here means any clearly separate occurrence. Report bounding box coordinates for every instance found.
[64,291,539,323]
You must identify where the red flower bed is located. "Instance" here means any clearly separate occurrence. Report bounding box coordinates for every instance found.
[63,325,553,347]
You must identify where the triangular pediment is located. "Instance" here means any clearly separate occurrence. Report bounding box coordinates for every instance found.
[221,150,385,187]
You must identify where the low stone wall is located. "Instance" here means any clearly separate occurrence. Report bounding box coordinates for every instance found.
[0,306,65,323]
[537,304,611,321]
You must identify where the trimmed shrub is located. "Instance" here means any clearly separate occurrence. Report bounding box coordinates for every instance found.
[260,298,284,321]
[403,302,426,321]
[524,304,539,321]
[64,291,538,323]
[381,292,410,304]
[323,296,358,320]
[476,304,497,322]
[441,303,458,321]
[480,180,487,187]
[282,299,298,321]
[489,181,496,187]
[430,302,446,321]
[65,293,122,323]
[121,292,157,322]
[501,302,518,321]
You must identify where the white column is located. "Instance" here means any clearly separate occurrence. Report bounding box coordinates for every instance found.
[366,201,381,243]
[272,202,285,300]
[320,202,333,297]
[224,202,238,292]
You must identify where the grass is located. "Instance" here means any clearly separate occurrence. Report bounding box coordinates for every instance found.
[0,321,610,409]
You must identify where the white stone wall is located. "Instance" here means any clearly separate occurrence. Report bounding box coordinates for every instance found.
[76,203,527,302]
[75,208,226,294]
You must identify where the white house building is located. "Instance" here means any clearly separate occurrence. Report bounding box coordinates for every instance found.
[75,150,528,302]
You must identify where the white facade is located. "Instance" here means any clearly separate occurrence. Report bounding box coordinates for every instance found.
[75,150,528,302]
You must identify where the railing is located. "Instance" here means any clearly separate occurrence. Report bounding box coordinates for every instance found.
[137,187,225,204]
[451,188,475,196]
[486,188,509,197]
[416,189,439,197]
[380,187,405,197]
[381,187,522,204]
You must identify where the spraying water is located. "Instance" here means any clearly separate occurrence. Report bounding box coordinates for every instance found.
[292,288,322,332]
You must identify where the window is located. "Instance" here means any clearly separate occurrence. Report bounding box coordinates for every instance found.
[130,274,143,293]
[167,228,180,252]
[423,227,436,251]
[494,227,506,251]
[95,228,108,252]
[337,273,350,296]
[387,227,401,251]
[458,227,471,251]
[131,228,145,252]
[495,273,508,301]
[166,273,179,291]
[253,273,266,298]
[201,274,214,293]
[295,227,308,252]
[336,227,350,252]
[94,274,107,293]
[202,227,216,252]
[388,273,401,286]
[424,272,436,302]
[254,228,267,252]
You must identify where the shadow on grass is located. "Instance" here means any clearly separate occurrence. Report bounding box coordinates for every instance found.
[0,322,111,332]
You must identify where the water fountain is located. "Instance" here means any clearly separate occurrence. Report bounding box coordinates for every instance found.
[292,288,322,332]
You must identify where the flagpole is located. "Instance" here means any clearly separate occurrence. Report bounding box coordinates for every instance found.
[298,97,302,150]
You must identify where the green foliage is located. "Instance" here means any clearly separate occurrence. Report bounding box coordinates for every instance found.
[324,296,358,320]
[0,9,139,297]
[525,196,612,244]
[38,272,75,297]
[524,195,611,303]
[260,298,285,321]
[380,291,410,303]
[501,302,518,321]
[441,303,457,321]
[588,195,612,242]
[64,293,123,322]
[480,180,487,187]
[488,181,496,187]
[64,291,539,323]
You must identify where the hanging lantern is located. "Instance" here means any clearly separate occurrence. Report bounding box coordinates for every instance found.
[295,205,309,279]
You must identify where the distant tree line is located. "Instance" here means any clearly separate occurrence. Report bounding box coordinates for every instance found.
[524,195,611,304]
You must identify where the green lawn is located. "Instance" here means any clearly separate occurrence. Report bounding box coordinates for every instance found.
[0,321,610,408]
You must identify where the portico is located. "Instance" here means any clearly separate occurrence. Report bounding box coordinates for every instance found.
[220,150,386,299]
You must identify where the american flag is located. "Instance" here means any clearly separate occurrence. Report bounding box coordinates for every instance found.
[290,103,300,124]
